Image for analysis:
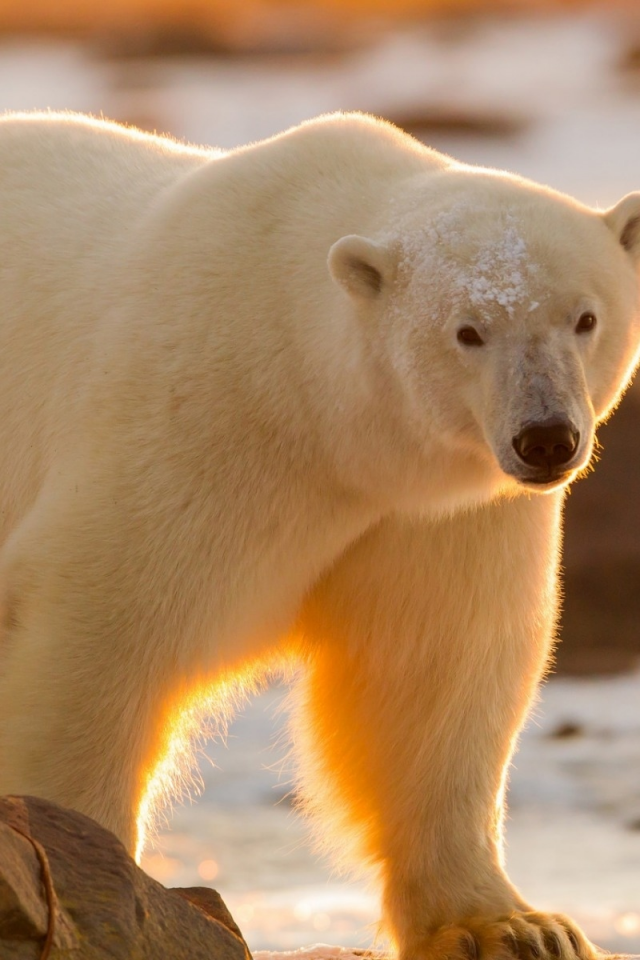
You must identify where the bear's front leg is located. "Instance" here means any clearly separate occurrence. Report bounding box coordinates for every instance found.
[297,493,598,960]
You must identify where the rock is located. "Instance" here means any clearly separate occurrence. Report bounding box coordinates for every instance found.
[391,107,529,141]
[547,721,583,740]
[0,821,50,942]
[0,796,252,960]
[171,887,247,943]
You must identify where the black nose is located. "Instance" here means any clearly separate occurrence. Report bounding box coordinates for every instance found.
[512,419,580,470]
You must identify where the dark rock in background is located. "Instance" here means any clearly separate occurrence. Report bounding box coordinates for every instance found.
[559,382,640,675]
[390,107,529,140]
[0,796,252,960]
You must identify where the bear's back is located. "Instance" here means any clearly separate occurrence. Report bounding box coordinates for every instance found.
[0,115,213,533]
[0,113,212,254]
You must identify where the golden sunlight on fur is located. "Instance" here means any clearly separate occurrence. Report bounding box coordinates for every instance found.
[135,654,292,861]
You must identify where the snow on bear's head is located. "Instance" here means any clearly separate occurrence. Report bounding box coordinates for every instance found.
[328,170,640,497]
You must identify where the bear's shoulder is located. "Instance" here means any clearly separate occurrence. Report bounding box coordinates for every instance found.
[267,111,449,179]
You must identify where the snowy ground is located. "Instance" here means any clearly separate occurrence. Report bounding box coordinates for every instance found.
[1,9,639,955]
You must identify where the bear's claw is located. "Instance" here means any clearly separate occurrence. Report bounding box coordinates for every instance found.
[407,911,599,960]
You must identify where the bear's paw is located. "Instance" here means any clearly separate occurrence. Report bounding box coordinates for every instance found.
[407,911,600,960]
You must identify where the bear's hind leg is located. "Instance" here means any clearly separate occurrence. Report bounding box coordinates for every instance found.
[0,575,179,852]
[0,495,223,856]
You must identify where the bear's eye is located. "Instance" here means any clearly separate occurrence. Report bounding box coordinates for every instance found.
[457,325,485,347]
[575,312,597,334]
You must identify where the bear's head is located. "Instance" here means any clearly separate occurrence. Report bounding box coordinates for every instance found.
[328,172,640,498]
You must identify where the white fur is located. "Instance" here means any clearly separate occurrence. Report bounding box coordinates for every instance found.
[0,110,639,958]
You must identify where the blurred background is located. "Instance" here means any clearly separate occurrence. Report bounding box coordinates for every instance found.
[2,0,639,953]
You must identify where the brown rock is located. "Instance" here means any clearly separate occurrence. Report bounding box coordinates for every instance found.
[0,796,252,960]
[0,822,49,942]
[171,887,247,943]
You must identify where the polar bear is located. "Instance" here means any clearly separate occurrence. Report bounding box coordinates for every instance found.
[0,110,639,959]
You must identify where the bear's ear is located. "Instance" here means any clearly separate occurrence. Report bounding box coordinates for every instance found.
[328,235,392,300]
[604,192,640,262]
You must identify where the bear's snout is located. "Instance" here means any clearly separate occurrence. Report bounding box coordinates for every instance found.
[512,419,580,475]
